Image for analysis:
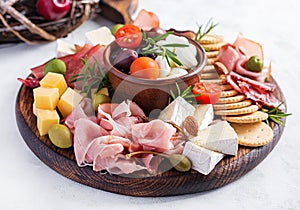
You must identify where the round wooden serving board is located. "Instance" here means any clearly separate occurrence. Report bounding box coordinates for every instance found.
[15,77,286,197]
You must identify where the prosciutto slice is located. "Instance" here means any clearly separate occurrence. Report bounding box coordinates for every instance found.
[131,119,176,152]
[73,118,108,166]
[97,100,146,137]
[70,98,187,175]
[64,98,96,133]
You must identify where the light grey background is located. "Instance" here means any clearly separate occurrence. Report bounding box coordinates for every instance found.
[1,0,299,209]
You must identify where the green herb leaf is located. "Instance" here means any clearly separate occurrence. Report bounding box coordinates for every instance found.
[261,102,292,126]
[169,83,198,104]
[195,18,218,42]
[161,44,189,48]
[140,31,187,67]
[152,31,173,42]
[69,56,110,96]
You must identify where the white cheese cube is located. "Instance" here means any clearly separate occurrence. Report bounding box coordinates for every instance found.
[183,141,224,175]
[56,39,76,57]
[190,121,238,155]
[85,26,115,46]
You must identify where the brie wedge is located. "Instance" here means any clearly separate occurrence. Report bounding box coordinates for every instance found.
[158,96,195,127]
[85,27,115,46]
[193,104,214,130]
[183,141,224,175]
[190,121,238,155]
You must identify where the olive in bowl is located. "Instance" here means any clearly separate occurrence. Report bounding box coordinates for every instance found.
[103,35,207,115]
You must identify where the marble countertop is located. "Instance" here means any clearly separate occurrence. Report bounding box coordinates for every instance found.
[1,0,299,209]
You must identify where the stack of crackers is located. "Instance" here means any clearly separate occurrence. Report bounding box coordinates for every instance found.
[198,34,274,147]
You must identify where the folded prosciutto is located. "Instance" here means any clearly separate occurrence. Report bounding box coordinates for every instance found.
[97,100,146,137]
[69,99,184,175]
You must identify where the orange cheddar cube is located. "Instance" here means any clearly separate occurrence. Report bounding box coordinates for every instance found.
[37,109,60,136]
[57,87,83,117]
[40,72,67,97]
[33,87,59,110]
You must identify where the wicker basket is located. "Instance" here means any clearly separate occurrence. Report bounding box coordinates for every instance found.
[0,0,101,44]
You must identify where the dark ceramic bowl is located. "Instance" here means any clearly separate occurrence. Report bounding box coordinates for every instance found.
[103,35,207,115]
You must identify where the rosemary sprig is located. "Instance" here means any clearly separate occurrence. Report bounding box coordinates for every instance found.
[261,102,292,126]
[170,83,200,103]
[141,30,188,66]
[194,18,218,42]
[69,56,110,96]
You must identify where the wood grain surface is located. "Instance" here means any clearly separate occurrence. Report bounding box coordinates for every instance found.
[15,77,286,197]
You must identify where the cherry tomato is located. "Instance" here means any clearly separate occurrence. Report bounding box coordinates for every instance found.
[36,0,71,21]
[130,57,160,79]
[114,24,143,49]
[192,82,221,104]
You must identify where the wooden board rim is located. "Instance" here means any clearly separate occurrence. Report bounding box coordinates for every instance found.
[15,77,286,197]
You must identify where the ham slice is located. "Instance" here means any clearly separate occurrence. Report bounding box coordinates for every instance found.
[133,9,160,31]
[217,44,244,72]
[217,35,266,82]
[233,33,264,60]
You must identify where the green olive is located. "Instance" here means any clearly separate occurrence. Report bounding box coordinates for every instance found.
[43,58,67,75]
[48,124,72,148]
[111,23,124,35]
[93,94,111,110]
[245,56,264,72]
[167,154,191,172]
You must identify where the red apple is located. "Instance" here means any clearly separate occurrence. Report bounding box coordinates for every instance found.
[36,0,71,21]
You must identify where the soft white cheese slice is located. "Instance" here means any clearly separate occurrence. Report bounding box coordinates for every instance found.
[56,39,76,57]
[193,104,214,130]
[158,96,195,127]
[190,121,238,155]
[183,141,224,175]
[85,26,115,46]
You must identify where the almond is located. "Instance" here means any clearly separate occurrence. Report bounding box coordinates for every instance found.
[183,116,199,137]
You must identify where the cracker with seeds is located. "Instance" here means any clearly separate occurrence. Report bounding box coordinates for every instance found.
[222,111,269,123]
[215,105,259,116]
[230,122,273,147]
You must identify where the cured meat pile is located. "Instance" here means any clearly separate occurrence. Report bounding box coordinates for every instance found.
[217,34,280,108]
[65,98,185,174]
